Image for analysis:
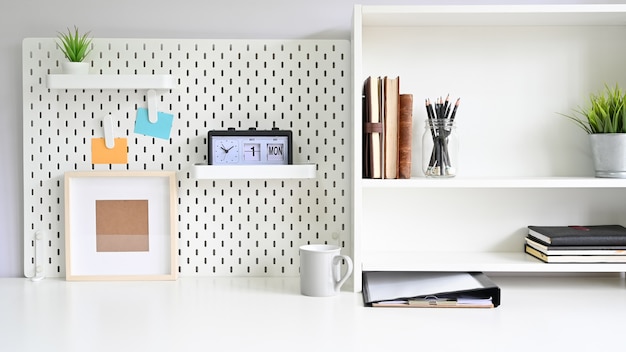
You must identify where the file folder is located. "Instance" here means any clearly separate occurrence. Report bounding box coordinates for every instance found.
[362,271,501,308]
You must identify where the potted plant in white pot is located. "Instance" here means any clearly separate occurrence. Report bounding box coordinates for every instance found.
[57,26,93,74]
[564,84,626,178]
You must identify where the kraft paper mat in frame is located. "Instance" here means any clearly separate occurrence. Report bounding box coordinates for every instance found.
[64,171,178,281]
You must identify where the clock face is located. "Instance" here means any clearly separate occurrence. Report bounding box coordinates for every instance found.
[213,138,239,164]
[208,129,292,165]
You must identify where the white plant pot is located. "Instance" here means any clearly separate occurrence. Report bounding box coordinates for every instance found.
[62,62,89,74]
[589,133,626,178]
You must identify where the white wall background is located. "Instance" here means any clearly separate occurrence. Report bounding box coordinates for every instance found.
[1,0,621,277]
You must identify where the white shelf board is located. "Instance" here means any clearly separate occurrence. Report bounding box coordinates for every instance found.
[190,163,317,180]
[47,74,175,90]
[360,4,626,27]
[360,177,626,189]
[361,251,626,273]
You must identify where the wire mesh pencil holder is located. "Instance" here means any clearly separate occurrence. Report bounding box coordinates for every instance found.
[422,118,458,177]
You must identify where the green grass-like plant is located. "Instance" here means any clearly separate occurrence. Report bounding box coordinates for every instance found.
[564,84,626,134]
[57,26,93,62]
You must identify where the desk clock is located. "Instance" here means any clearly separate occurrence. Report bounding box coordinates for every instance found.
[208,128,292,165]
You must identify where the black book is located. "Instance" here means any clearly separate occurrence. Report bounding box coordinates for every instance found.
[526,236,626,255]
[528,225,626,246]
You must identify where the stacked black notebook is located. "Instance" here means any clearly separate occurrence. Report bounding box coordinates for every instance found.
[525,225,626,263]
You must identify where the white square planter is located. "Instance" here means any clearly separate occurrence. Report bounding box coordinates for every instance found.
[590,133,626,178]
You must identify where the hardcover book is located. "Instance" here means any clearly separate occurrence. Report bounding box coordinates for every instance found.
[383,76,399,179]
[398,93,413,179]
[528,225,626,246]
[363,76,383,179]
[525,245,626,263]
[525,236,626,256]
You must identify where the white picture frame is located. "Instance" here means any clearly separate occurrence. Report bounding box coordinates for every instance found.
[64,171,177,281]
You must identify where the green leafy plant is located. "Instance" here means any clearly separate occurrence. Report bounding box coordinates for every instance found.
[563,84,626,134]
[56,26,93,62]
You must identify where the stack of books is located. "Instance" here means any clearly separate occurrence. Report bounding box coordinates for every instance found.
[525,225,626,263]
[362,76,413,179]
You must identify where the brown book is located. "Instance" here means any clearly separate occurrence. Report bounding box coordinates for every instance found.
[363,76,383,179]
[398,94,413,179]
[383,76,399,179]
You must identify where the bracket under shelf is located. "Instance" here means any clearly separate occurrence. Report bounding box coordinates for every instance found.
[46,74,175,90]
[190,163,317,180]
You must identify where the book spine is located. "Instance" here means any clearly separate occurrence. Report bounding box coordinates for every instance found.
[375,77,383,179]
[550,237,626,246]
[362,76,383,179]
[383,76,399,179]
[362,78,370,178]
[398,94,413,179]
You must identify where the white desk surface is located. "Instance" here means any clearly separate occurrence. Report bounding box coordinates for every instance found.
[1,275,625,352]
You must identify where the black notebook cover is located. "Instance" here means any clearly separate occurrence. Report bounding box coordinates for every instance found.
[528,225,626,246]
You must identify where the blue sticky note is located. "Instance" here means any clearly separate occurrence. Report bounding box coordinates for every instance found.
[134,107,174,140]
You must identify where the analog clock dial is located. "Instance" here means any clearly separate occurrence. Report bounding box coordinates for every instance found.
[214,139,239,163]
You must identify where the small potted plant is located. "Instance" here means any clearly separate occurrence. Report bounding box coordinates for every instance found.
[564,83,626,178]
[57,26,93,74]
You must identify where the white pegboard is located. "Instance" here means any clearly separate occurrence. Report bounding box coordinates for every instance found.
[22,38,351,278]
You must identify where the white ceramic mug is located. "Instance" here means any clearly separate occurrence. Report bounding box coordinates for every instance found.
[299,244,353,297]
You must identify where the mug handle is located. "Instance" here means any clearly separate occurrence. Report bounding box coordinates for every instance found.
[332,255,353,291]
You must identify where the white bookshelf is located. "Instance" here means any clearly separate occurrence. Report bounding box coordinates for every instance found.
[351,4,626,291]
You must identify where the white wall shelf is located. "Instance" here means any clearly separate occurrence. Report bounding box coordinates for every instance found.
[351,4,626,292]
[361,177,626,189]
[190,163,317,180]
[361,251,626,273]
[46,74,175,90]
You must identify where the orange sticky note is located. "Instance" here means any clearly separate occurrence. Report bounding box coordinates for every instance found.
[91,138,128,164]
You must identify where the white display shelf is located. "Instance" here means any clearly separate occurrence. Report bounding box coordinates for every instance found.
[361,177,626,189]
[361,251,626,273]
[351,4,626,292]
[360,4,626,27]
[46,74,175,90]
[190,163,317,180]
